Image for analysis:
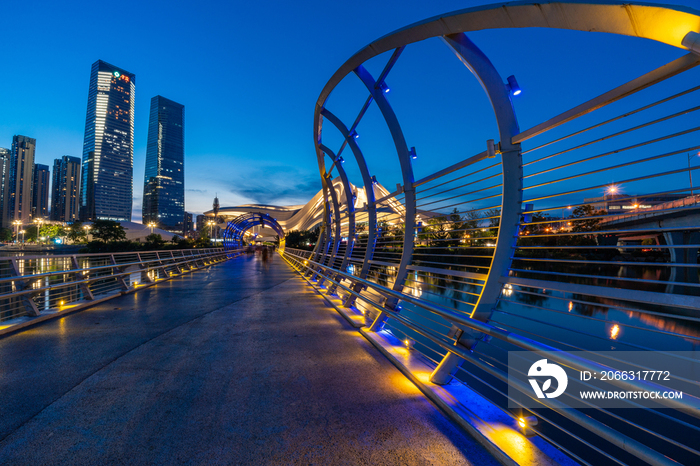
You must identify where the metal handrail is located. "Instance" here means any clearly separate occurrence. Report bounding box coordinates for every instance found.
[282,249,684,466]
[283,248,700,416]
[0,248,236,324]
[0,249,225,286]
[0,251,232,301]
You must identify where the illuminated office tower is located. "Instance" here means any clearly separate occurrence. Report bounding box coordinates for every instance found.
[51,156,82,222]
[32,164,50,219]
[79,60,135,222]
[0,148,10,227]
[142,96,184,233]
[9,135,36,224]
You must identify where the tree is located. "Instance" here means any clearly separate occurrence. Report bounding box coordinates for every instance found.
[40,224,66,241]
[484,208,501,228]
[0,228,12,242]
[571,205,606,232]
[91,220,127,242]
[145,233,165,249]
[195,232,212,248]
[284,228,320,250]
[67,221,87,243]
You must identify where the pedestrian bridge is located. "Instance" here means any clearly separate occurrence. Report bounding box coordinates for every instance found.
[0,254,499,465]
[3,2,700,465]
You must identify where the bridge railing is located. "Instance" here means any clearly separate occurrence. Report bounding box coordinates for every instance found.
[283,246,700,465]
[303,3,700,464]
[0,248,232,325]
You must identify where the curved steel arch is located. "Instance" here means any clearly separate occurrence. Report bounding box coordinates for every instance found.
[222,213,284,253]
[318,144,356,294]
[312,0,700,330]
[319,109,378,307]
[315,2,700,111]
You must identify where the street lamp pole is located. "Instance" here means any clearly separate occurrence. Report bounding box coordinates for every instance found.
[12,220,21,243]
[33,218,44,244]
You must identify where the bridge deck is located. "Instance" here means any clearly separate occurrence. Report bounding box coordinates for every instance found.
[0,253,497,465]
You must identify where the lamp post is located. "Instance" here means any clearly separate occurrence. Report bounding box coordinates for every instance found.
[148,222,156,234]
[604,185,618,210]
[83,225,91,242]
[207,220,215,239]
[12,220,21,243]
[33,218,44,244]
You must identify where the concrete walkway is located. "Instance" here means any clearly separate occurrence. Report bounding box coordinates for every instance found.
[0,252,498,465]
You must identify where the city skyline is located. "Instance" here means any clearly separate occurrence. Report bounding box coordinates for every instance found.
[1,0,697,223]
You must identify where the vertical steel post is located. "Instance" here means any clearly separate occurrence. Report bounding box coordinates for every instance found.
[71,255,95,299]
[8,258,40,317]
[319,109,377,307]
[352,65,416,332]
[320,143,356,295]
[430,33,523,384]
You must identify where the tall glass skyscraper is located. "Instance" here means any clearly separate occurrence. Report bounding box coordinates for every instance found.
[79,60,135,222]
[142,96,184,233]
[32,164,50,219]
[51,156,82,222]
[10,135,36,224]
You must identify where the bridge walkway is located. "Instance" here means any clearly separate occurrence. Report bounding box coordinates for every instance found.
[0,252,497,465]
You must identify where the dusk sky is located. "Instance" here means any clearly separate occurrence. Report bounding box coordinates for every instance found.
[2,0,698,222]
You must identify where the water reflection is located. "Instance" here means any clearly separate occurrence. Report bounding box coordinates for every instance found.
[363,263,700,353]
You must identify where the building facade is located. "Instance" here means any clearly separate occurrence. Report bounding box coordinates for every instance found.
[183,212,194,238]
[51,156,82,222]
[142,96,185,234]
[9,135,36,224]
[0,148,10,228]
[79,60,135,222]
[32,164,50,219]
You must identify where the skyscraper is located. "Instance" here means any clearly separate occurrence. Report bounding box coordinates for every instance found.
[10,135,36,224]
[79,60,135,222]
[0,148,10,228]
[51,156,82,222]
[183,212,194,238]
[32,164,50,219]
[142,96,184,233]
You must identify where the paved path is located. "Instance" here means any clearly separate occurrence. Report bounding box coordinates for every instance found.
[0,252,498,465]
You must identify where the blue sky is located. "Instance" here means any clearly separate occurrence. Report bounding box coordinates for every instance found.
[1,0,698,221]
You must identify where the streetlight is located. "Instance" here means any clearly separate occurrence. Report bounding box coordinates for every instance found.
[83,224,91,242]
[33,218,44,244]
[12,220,21,243]
[207,220,215,238]
[148,222,156,234]
[604,185,618,210]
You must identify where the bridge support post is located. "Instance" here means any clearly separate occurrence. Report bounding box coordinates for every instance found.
[430,351,464,385]
[8,258,40,317]
[71,256,95,299]
[110,255,130,292]
[664,230,700,292]
[136,254,155,284]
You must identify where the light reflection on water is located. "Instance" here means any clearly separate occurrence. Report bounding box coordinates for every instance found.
[365,264,700,352]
